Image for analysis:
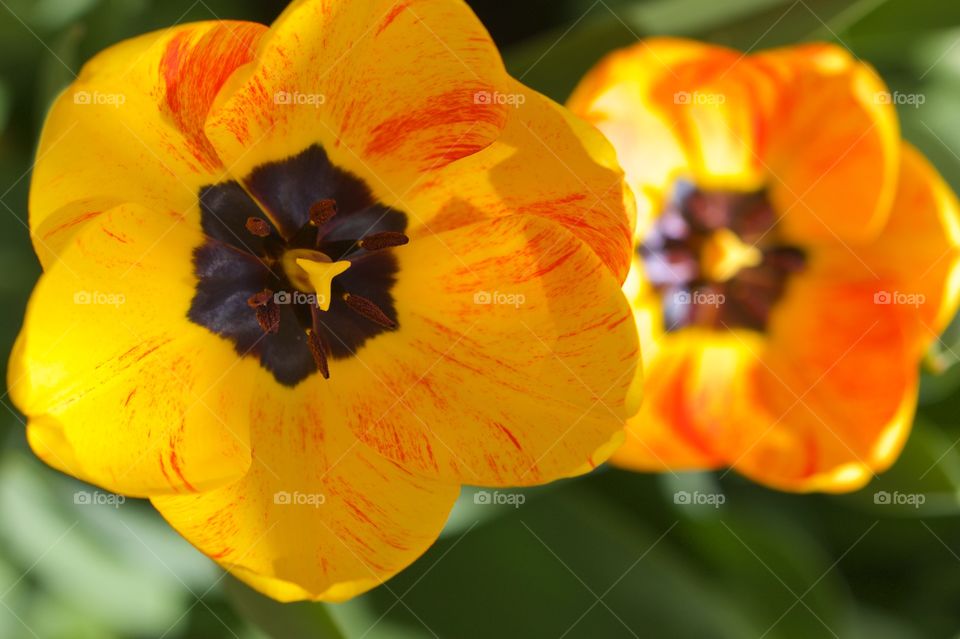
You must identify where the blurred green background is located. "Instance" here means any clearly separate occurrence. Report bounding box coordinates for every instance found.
[2,0,960,637]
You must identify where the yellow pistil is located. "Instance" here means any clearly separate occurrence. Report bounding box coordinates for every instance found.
[281,249,351,311]
[700,228,763,282]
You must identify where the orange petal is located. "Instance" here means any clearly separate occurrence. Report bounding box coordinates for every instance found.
[759,44,901,245]
[616,258,922,492]
[567,38,702,235]
[569,39,901,249]
[573,38,789,196]
[742,272,920,492]
[815,143,960,351]
[614,325,779,472]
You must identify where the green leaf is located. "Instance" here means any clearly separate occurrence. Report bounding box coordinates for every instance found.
[919,311,960,405]
[620,0,793,35]
[30,0,101,31]
[0,80,11,135]
[0,448,213,637]
[223,576,348,639]
[442,485,546,537]
[840,420,960,517]
[36,23,82,114]
[504,0,872,102]
[335,472,852,639]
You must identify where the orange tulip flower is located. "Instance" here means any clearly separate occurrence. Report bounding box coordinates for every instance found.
[569,38,960,492]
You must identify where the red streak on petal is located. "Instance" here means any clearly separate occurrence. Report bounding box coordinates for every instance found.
[363,87,507,167]
[160,22,266,171]
[118,342,165,363]
[376,1,410,36]
[800,432,818,479]
[494,422,523,452]
[40,210,101,242]
[169,447,197,493]
[662,358,719,462]
[344,500,375,527]
[158,451,174,489]
[424,439,437,470]
[101,227,129,243]
[207,547,234,559]
[521,241,580,281]
[606,311,633,331]
[523,193,588,213]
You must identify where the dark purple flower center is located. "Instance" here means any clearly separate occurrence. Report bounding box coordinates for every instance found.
[188,144,407,387]
[640,181,806,332]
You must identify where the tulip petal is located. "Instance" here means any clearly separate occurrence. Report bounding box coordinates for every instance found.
[404,80,634,281]
[817,143,960,347]
[741,273,919,492]
[615,267,922,492]
[329,214,639,486]
[29,21,266,268]
[568,39,901,246]
[727,146,960,491]
[204,0,511,201]
[567,39,723,234]
[612,329,764,472]
[570,38,784,198]
[9,203,256,496]
[152,381,458,602]
[759,44,901,244]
